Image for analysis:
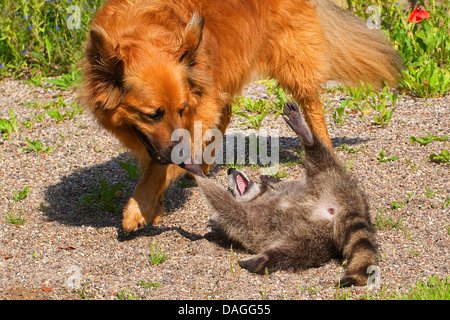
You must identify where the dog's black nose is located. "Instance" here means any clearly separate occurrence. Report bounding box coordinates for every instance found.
[227,168,236,175]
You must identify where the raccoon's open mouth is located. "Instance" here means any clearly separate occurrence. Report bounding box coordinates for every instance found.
[235,173,249,195]
[227,168,250,196]
[133,126,172,166]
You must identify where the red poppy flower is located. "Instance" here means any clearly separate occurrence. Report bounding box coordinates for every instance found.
[408,7,431,23]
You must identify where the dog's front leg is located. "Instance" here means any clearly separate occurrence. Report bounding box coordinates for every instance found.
[122,160,167,232]
[122,160,184,232]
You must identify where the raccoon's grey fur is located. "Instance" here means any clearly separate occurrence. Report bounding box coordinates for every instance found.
[185,102,378,287]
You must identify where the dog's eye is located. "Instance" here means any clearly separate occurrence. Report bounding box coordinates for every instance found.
[145,108,164,121]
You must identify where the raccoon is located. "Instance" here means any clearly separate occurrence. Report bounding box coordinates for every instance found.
[185,102,378,287]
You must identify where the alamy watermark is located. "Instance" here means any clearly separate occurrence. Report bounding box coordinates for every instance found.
[170,121,280,167]
[66,5,82,30]
[65,265,82,290]
[366,265,381,289]
[367,5,381,30]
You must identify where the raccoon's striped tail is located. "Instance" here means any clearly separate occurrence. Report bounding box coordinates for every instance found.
[335,211,379,287]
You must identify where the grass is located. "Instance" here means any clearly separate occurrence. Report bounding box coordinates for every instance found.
[4,186,29,225]
[18,137,53,154]
[260,164,289,179]
[332,83,400,126]
[149,240,168,266]
[332,99,351,126]
[0,0,105,79]
[5,210,27,225]
[354,276,450,300]
[235,109,269,130]
[429,149,450,163]
[75,280,94,299]
[338,143,363,154]
[348,0,450,97]
[0,0,448,100]
[368,87,400,126]
[77,178,125,214]
[232,80,291,129]
[139,281,161,289]
[398,276,450,300]
[390,192,414,209]
[5,97,83,133]
[373,209,412,238]
[0,109,19,140]
[119,161,142,179]
[115,289,141,300]
[377,149,400,163]
[410,132,449,145]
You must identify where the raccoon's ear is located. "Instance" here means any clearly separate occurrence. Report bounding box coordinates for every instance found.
[176,11,204,65]
[84,26,125,110]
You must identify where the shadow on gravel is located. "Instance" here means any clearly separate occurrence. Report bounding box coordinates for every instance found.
[331,136,372,148]
[43,153,192,231]
[213,135,371,170]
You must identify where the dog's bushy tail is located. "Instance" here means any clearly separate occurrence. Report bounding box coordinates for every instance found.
[317,0,403,87]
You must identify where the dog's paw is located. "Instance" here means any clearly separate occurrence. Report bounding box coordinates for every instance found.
[122,215,147,233]
[122,200,148,232]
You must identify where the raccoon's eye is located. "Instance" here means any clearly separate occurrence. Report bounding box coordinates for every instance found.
[179,103,188,117]
[145,107,164,121]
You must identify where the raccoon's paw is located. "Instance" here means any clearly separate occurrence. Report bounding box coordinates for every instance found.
[283,102,314,146]
[238,253,270,274]
[337,273,368,287]
[283,102,302,131]
[207,212,220,226]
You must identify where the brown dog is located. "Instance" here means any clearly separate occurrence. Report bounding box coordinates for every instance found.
[80,0,402,232]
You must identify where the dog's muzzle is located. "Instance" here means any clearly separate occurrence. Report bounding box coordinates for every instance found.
[133,127,173,166]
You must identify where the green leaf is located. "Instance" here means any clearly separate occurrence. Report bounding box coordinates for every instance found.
[13,186,30,202]
[429,149,450,163]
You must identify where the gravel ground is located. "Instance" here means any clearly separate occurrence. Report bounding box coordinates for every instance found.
[0,78,448,300]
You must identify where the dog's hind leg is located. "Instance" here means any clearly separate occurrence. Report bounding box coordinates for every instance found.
[269,68,331,149]
[262,2,332,148]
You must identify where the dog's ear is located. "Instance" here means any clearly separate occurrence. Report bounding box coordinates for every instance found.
[84,25,125,110]
[176,12,204,65]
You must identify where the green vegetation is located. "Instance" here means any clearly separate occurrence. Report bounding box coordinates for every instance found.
[18,137,53,154]
[429,149,450,163]
[119,161,142,179]
[77,178,125,213]
[399,276,450,300]
[0,109,19,140]
[4,186,29,225]
[0,0,105,79]
[410,132,449,145]
[377,149,400,163]
[348,0,450,97]
[0,0,448,301]
[149,240,168,266]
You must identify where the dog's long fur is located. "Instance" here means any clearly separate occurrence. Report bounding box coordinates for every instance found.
[80,0,402,232]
